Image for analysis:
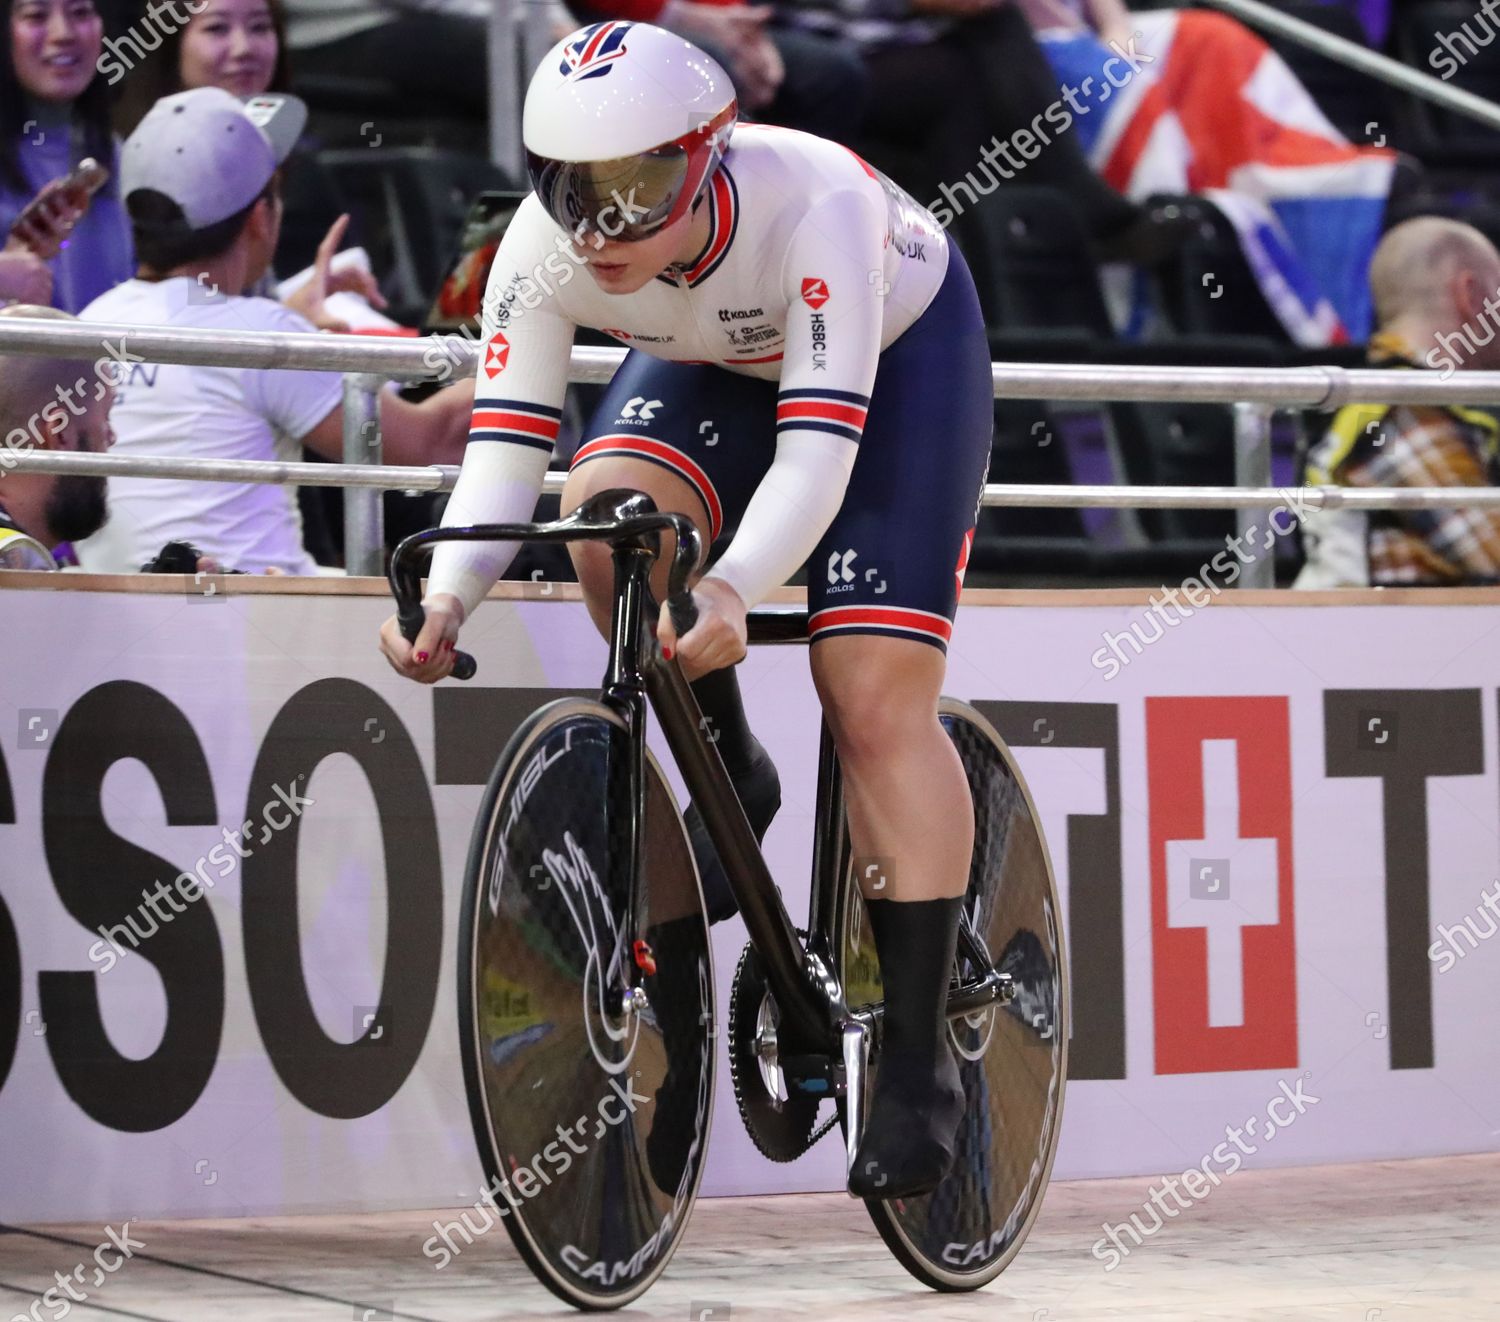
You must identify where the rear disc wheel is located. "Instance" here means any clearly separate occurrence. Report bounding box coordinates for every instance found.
[832,697,1068,1291]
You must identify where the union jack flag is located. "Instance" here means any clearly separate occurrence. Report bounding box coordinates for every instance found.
[559,22,632,82]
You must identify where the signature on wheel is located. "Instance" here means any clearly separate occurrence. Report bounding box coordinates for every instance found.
[543,830,638,1073]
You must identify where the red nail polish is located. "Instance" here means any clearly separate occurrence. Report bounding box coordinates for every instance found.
[415,651,429,664]
[662,646,674,661]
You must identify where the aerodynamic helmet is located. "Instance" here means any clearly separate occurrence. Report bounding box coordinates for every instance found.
[523,22,738,244]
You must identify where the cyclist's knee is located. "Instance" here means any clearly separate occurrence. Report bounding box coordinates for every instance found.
[812,642,944,767]
[568,540,617,632]
[562,456,711,601]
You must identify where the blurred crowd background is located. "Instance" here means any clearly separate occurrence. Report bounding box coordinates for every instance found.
[4,0,1500,590]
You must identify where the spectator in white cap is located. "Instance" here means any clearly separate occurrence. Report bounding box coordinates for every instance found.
[73,87,473,575]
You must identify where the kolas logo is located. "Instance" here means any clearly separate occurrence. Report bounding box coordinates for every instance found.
[801,277,830,310]
[484,335,510,380]
[559,21,631,81]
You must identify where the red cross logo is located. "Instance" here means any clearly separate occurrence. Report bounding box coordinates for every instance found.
[484,335,510,379]
[801,278,829,310]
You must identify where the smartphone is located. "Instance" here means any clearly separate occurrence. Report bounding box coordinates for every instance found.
[8,158,111,257]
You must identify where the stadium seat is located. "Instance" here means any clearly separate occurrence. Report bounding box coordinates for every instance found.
[970,186,1115,336]
[1261,0,1404,149]
[1394,2,1500,172]
[1147,194,1293,343]
[316,148,521,324]
[1109,401,1238,544]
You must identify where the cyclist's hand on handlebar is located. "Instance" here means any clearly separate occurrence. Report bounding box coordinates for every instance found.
[658,576,746,680]
[380,593,465,683]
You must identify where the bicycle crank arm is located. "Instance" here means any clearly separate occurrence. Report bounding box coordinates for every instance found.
[840,1019,870,1180]
[946,968,1016,1018]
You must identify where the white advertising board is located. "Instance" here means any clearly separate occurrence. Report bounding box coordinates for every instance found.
[1,582,1497,1224]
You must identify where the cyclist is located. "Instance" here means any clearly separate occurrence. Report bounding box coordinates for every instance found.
[380,21,992,1200]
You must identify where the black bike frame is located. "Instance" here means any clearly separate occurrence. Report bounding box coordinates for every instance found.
[390,490,842,1051]
[391,491,1011,1072]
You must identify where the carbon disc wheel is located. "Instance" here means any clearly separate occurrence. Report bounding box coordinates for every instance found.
[457,699,714,1310]
[832,698,1068,1291]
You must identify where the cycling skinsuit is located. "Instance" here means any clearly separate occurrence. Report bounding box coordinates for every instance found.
[427,123,993,651]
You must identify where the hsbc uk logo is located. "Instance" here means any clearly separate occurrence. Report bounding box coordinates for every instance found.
[483,335,510,379]
[618,396,661,424]
[802,278,830,370]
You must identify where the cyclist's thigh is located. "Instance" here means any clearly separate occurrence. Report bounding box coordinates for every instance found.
[808,246,993,697]
[565,351,779,598]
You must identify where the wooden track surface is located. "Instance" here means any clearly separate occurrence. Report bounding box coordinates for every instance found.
[2,1154,1495,1320]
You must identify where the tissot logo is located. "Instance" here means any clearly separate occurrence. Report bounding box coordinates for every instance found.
[1149,697,1298,1074]
[801,277,829,310]
[483,336,510,379]
[717,306,765,323]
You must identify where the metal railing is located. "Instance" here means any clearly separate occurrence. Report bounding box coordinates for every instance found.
[4,315,1499,586]
[1202,0,1500,134]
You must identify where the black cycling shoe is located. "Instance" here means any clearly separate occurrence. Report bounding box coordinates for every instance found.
[848,1046,966,1199]
[684,743,781,923]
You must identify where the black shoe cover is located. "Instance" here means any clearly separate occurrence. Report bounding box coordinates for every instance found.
[847,1046,965,1199]
[642,915,712,1196]
[684,743,781,923]
[847,895,968,1200]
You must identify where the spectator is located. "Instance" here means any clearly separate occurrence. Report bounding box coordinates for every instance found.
[1017,0,1394,340]
[111,0,382,323]
[776,0,1181,268]
[72,88,473,575]
[1298,218,1500,588]
[0,302,111,567]
[114,0,289,133]
[0,245,51,303]
[1,0,134,312]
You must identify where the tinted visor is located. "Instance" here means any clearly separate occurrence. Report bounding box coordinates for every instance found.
[527,146,690,244]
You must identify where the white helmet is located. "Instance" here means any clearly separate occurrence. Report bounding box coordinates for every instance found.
[523,22,738,243]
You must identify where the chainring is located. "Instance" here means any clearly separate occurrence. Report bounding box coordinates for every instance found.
[728,941,832,1163]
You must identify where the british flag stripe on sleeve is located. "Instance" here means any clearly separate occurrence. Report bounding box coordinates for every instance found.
[468,399,564,452]
[775,389,870,444]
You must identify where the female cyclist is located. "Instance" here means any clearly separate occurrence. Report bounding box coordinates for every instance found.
[379,20,993,1199]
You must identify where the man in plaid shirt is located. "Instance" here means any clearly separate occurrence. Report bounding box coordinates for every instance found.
[1298,217,1500,588]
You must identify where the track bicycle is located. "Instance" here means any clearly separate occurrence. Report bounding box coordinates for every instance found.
[389,488,1069,1310]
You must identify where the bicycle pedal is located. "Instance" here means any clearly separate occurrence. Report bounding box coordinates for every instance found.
[780,1054,843,1096]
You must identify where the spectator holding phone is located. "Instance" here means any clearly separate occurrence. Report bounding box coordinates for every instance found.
[1,0,133,311]
[73,89,473,575]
